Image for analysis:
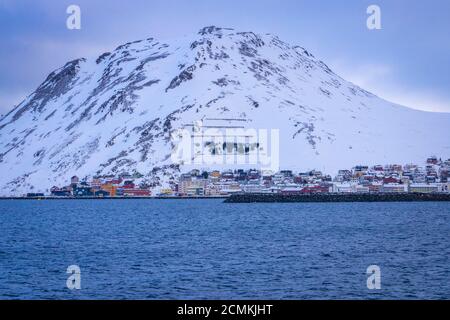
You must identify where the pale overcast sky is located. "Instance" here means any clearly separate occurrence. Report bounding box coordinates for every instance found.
[1,0,450,115]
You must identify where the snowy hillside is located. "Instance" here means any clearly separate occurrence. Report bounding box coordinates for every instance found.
[0,26,449,195]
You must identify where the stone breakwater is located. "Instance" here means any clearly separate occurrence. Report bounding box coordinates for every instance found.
[224,193,450,203]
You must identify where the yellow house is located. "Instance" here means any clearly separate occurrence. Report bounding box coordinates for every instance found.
[160,188,173,195]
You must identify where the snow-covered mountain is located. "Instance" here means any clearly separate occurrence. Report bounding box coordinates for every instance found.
[0,26,449,195]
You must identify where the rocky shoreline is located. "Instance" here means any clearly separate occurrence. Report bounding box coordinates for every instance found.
[224,192,450,203]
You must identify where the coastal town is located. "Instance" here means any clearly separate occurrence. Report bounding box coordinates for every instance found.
[22,156,450,198]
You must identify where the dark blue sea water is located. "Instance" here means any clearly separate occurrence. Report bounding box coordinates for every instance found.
[0,199,448,299]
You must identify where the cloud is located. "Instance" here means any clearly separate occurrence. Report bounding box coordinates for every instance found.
[380,90,450,113]
[330,60,450,113]
[339,63,392,89]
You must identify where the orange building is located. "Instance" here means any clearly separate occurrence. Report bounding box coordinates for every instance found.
[101,184,118,197]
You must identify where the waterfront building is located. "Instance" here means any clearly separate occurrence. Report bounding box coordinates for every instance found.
[242,181,265,193]
[26,193,45,198]
[368,183,382,193]
[218,181,242,194]
[159,188,174,196]
[300,185,331,194]
[101,183,118,197]
[409,184,439,193]
[93,189,110,197]
[179,178,207,196]
[380,184,408,193]
[355,185,370,193]
[332,183,356,193]
[123,188,151,197]
[73,186,94,197]
[280,186,303,195]
[50,186,72,197]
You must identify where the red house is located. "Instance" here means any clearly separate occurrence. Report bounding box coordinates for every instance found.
[383,177,399,184]
[123,189,151,197]
[301,185,330,194]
